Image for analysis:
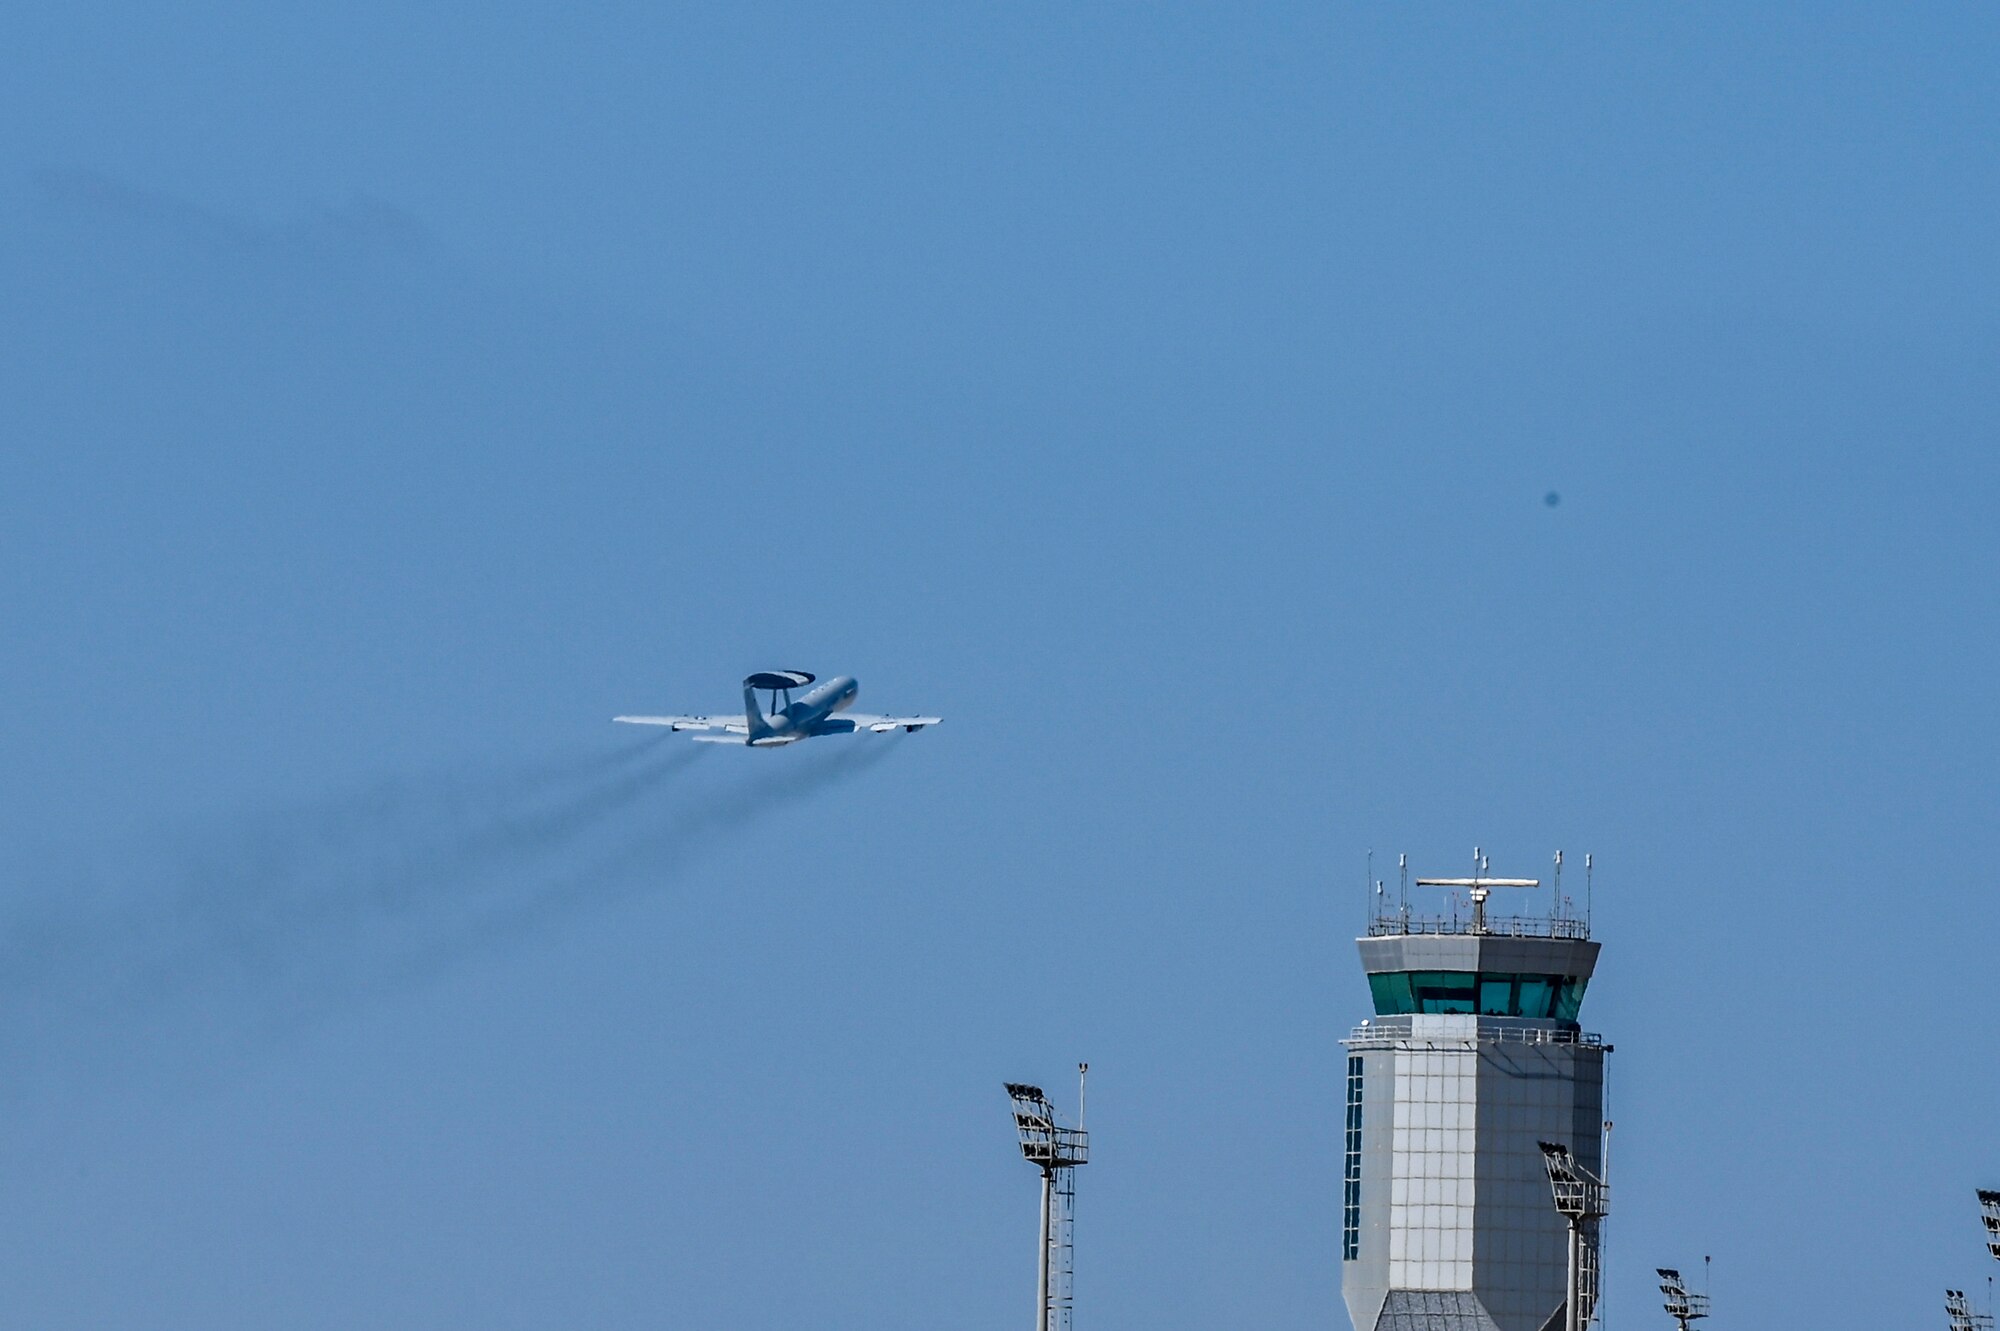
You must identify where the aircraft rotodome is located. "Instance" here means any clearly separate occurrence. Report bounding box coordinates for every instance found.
[613,671,940,747]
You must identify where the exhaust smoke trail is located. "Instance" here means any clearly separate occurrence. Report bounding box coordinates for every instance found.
[390,738,903,984]
[0,737,691,1092]
[0,734,904,1097]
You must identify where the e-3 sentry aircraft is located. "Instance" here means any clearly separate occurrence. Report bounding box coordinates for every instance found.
[613,671,941,747]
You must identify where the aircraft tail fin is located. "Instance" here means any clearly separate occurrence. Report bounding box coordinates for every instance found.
[742,680,776,740]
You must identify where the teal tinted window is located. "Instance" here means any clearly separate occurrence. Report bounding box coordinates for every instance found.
[1366,970,1588,1018]
[1553,977,1588,1022]
[1368,972,1414,1014]
[1409,971,1476,1013]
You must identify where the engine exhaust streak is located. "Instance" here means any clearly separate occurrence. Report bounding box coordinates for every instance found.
[0,736,903,1096]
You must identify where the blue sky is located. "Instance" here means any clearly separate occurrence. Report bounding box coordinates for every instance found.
[2,4,1997,1327]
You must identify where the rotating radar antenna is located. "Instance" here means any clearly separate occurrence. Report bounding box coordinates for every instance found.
[744,669,815,713]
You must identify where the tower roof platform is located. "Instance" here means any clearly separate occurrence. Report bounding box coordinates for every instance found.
[1358,932,1599,983]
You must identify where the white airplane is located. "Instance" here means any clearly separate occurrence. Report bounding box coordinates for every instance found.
[614,671,941,747]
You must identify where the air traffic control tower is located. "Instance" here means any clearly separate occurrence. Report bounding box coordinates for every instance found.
[1341,857,1609,1331]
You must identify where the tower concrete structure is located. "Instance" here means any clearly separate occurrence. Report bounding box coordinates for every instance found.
[1341,867,1609,1331]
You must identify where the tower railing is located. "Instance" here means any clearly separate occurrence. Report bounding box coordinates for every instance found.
[1367,913,1591,941]
[1343,1022,1606,1049]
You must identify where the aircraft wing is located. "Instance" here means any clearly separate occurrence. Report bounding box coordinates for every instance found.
[612,714,748,733]
[841,713,943,733]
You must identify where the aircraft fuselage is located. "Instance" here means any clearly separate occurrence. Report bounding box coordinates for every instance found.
[746,674,860,746]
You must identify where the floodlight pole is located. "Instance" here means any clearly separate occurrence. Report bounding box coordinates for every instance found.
[1979,1190,2000,1264]
[1036,1168,1052,1331]
[1566,1224,1583,1331]
[1006,1071,1090,1331]
[1539,1141,1608,1331]
[1948,1287,1996,1331]
[1657,1267,1710,1331]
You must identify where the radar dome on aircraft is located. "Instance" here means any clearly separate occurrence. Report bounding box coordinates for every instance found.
[743,670,816,690]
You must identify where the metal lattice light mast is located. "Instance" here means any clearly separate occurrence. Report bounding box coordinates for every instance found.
[1539,1141,1608,1331]
[1948,1289,1995,1331]
[1657,1268,1710,1331]
[1006,1066,1090,1331]
[1978,1190,2000,1263]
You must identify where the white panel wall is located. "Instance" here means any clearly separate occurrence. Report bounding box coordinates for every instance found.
[1387,1017,1479,1293]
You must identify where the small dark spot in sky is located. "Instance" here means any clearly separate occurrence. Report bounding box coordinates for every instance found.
[1544,491,1561,507]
